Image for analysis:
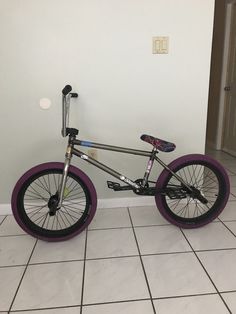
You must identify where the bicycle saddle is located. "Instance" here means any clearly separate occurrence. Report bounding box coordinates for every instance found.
[141,134,176,152]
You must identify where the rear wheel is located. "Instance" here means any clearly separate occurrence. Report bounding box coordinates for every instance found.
[155,154,230,228]
[11,162,97,241]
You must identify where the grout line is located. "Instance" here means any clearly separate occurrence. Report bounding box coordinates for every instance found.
[221,289,236,294]
[195,247,236,253]
[0,259,85,269]
[133,223,170,228]
[88,223,170,232]
[153,291,219,301]
[65,291,236,307]
[88,226,133,231]
[9,304,80,312]
[9,299,151,312]
[8,239,39,312]
[2,248,236,270]
[7,291,236,313]
[84,298,150,307]
[127,207,156,314]
[0,234,29,238]
[80,228,88,314]
[82,298,152,308]
[0,215,7,226]
[180,229,232,314]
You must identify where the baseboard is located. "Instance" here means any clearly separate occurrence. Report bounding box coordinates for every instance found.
[97,196,155,209]
[0,196,156,216]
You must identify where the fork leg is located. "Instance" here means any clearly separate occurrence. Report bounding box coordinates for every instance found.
[57,145,73,209]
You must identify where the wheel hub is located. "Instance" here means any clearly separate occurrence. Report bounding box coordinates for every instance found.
[48,193,59,216]
[189,186,208,204]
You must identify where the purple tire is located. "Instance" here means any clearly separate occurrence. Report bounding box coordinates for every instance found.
[11,162,97,241]
[155,154,230,228]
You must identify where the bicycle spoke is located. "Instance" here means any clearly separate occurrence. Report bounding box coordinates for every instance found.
[22,170,89,232]
[165,162,220,219]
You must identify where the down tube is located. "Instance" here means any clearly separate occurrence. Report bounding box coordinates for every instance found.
[71,148,140,189]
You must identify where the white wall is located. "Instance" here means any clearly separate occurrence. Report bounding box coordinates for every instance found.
[0,0,215,204]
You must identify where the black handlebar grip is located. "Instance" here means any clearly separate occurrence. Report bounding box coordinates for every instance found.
[62,85,72,95]
[70,93,78,98]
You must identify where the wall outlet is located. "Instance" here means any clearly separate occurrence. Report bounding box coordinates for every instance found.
[152,36,169,54]
[88,149,98,160]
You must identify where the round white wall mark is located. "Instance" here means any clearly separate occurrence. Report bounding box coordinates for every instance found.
[39,98,51,109]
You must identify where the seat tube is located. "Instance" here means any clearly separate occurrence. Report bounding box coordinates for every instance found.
[142,148,157,186]
[57,143,73,209]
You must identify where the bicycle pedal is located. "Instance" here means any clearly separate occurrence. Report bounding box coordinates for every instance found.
[107,181,132,191]
[166,188,187,199]
[107,181,120,189]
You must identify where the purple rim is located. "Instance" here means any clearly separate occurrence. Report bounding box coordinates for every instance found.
[11,162,97,241]
[155,154,230,228]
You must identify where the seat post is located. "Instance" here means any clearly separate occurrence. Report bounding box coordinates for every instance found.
[142,148,157,187]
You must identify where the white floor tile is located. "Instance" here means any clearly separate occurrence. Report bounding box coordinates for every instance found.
[230,186,236,196]
[14,307,80,313]
[0,215,26,236]
[197,249,236,292]
[224,221,236,235]
[88,208,131,230]
[30,233,85,264]
[143,253,215,298]
[1,195,235,313]
[225,165,236,174]
[129,206,169,226]
[83,257,149,304]
[86,228,138,259]
[226,169,235,176]
[0,266,25,311]
[83,300,154,314]
[135,225,191,255]
[222,160,236,167]
[229,176,236,187]
[206,150,234,160]
[219,202,236,221]
[154,294,229,314]
[0,235,36,266]
[12,261,84,310]
[229,194,236,201]
[221,292,236,314]
[183,222,236,250]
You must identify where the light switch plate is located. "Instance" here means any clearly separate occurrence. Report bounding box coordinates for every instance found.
[153,36,169,54]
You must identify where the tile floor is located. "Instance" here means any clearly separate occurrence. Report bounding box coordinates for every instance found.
[0,149,236,313]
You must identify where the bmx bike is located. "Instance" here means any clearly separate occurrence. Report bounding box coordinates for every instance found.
[11,85,230,241]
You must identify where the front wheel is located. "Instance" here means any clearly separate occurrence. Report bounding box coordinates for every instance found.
[155,154,230,228]
[11,162,97,241]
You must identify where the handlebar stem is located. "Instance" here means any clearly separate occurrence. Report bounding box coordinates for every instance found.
[61,85,78,137]
[62,94,72,137]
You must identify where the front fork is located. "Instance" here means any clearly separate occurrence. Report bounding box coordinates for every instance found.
[57,144,73,209]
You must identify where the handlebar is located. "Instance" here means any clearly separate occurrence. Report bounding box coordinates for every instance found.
[62,85,72,95]
[61,85,78,137]
[70,93,78,98]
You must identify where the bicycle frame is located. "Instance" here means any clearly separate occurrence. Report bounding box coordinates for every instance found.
[57,88,192,208]
[72,140,156,189]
